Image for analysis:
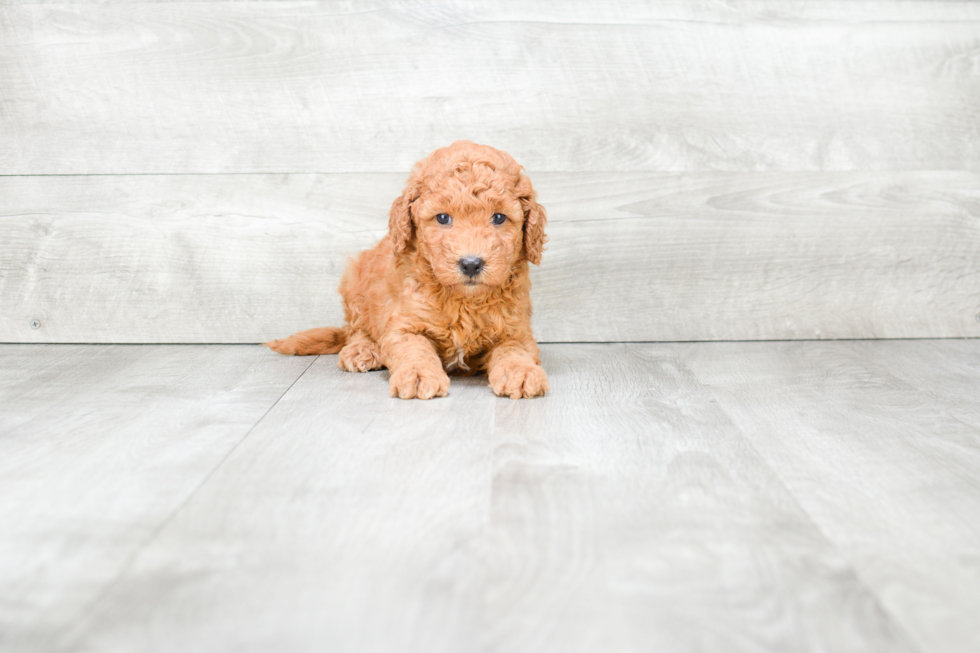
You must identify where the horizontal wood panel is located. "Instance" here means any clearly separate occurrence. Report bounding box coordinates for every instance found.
[2,171,978,342]
[2,1,979,174]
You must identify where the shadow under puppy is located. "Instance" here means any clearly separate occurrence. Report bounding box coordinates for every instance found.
[266,141,549,400]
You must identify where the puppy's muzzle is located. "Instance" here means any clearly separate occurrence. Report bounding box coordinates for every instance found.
[458,256,485,278]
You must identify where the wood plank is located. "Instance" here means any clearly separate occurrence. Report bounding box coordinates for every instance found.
[2,171,978,343]
[59,355,497,653]
[5,341,978,650]
[679,340,980,653]
[835,339,980,428]
[59,344,921,652]
[2,1,979,174]
[485,345,915,652]
[0,344,311,653]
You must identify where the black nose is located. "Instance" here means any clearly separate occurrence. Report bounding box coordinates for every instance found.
[458,257,485,278]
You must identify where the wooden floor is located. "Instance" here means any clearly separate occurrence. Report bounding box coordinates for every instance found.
[1,340,978,653]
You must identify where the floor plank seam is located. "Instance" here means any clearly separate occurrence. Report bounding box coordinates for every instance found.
[693,374,929,653]
[56,354,320,647]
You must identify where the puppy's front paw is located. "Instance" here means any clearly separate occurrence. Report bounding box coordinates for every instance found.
[489,361,549,399]
[338,342,383,372]
[389,366,450,400]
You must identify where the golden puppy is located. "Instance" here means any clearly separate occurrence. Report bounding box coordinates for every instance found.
[265,141,548,400]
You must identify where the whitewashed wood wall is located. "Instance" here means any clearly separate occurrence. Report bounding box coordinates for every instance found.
[2,1,978,343]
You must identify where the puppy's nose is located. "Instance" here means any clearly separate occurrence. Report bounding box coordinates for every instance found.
[458,257,485,278]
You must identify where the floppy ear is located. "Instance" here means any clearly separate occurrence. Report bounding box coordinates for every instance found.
[517,172,548,265]
[388,177,421,256]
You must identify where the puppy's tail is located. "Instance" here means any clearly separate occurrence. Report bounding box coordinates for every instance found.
[264,326,348,356]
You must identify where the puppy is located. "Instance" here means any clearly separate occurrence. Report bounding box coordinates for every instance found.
[265,141,549,400]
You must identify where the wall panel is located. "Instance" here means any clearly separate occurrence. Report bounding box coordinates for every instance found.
[3,172,977,342]
[1,1,978,174]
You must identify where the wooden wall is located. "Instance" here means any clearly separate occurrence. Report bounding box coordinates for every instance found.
[2,1,978,342]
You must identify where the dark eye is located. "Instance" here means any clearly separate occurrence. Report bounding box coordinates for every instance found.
[436,213,452,225]
[491,213,507,225]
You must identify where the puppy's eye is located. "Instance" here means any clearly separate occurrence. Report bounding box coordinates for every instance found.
[491,213,507,225]
[435,213,452,225]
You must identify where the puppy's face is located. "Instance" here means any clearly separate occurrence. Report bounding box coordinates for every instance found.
[389,142,548,296]
[414,183,525,295]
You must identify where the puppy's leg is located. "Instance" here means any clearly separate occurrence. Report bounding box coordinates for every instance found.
[487,338,549,399]
[338,331,384,372]
[382,333,450,400]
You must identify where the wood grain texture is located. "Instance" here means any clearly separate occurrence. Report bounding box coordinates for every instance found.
[2,171,978,343]
[61,355,497,653]
[1,1,979,174]
[680,339,980,653]
[0,173,395,343]
[485,344,916,653]
[36,343,922,652]
[0,344,311,653]
[4,341,980,651]
[835,339,980,428]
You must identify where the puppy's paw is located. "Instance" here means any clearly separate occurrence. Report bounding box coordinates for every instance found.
[338,342,383,372]
[489,361,549,399]
[389,366,450,400]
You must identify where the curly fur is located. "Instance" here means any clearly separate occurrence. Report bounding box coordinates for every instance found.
[265,141,549,400]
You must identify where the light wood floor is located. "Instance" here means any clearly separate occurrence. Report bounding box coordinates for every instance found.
[1,340,978,653]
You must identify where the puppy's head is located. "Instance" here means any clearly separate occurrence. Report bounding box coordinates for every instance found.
[388,141,547,295]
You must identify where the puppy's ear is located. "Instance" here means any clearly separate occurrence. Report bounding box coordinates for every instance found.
[388,176,421,256]
[517,172,548,265]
